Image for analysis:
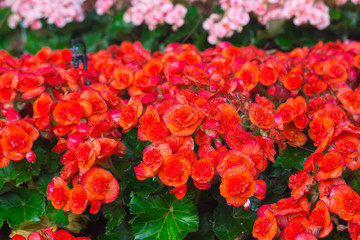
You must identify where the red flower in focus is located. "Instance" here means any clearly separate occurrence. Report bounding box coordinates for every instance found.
[33,93,54,118]
[334,133,360,171]
[253,209,278,240]
[158,154,191,187]
[134,144,170,180]
[289,171,315,200]
[53,101,85,126]
[0,120,39,161]
[81,167,119,204]
[192,158,214,190]
[235,61,259,91]
[337,86,360,115]
[163,105,202,136]
[217,103,241,135]
[47,177,70,210]
[315,151,344,181]
[330,184,360,222]
[219,166,256,207]
[283,124,308,148]
[217,150,255,177]
[308,200,332,238]
[269,196,309,229]
[145,122,170,143]
[349,221,360,240]
[224,124,253,150]
[279,216,310,240]
[249,103,275,130]
[69,185,88,215]
[170,184,187,200]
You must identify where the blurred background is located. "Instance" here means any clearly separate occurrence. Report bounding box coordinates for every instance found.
[0,0,360,56]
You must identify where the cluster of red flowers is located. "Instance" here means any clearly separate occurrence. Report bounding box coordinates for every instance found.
[249,42,360,239]
[11,227,90,240]
[1,39,360,239]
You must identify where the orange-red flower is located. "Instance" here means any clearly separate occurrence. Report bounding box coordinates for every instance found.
[253,209,278,240]
[283,72,303,91]
[337,86,360,115]
[235,61,259,91]
[111,68,134,90]
[289,171,315,200]
[184,64,209,86]
[75,141,101,175]
[334,133,360,171]
[259,67,278,86]
[0,121,39,161]
[69,185,88,215]
[158,154,191,187]
[219,166,256,207]
[330,184,360,222]
[81,167,119,204]
[163,105,202,136]
[192,158,214,189]
[47,177,71,210]
[323,59,348,83]
[249,103,275,130]
[217,103,242,135]
[145,122,170,143]
[283,124,308,147]
[217,150,255,177]
[315,151,344,181]
[119,104,139,132]
[308,200,332,238]
[224,124,253,150]
[279,216,310,240]
[269,196,309,218]
[53,101,85,126]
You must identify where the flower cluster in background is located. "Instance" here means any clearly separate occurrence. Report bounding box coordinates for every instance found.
[1,0,360,44]
[123,0,187,31]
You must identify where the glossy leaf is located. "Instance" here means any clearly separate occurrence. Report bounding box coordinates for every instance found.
[273,146,310,170]
[102,198,126,231]
[130,194,199,240]
[0,189,45,228]
[0,161,16,189]
[45,202,69,227]
[213,204,256,240]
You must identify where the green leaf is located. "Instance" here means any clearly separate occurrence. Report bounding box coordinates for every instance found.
[185,6,199,21]
[124,167,163,197]
[330,9,341,20]
[213,205,256,240]
[37,170,60,196]
[273,146,310,170]
[103,198,126,231]
[341,10,358,29]
[274,30,297,50]
[98,221,133,240]
[130,194,199,240]
[14,161,40,186]
[45,202,69,227]
[0,189,45,228]
[121,128,149,161]
[0,161,16,189]
[112,10,134,31]
[187,204,215,240]
[83,32,102,52]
